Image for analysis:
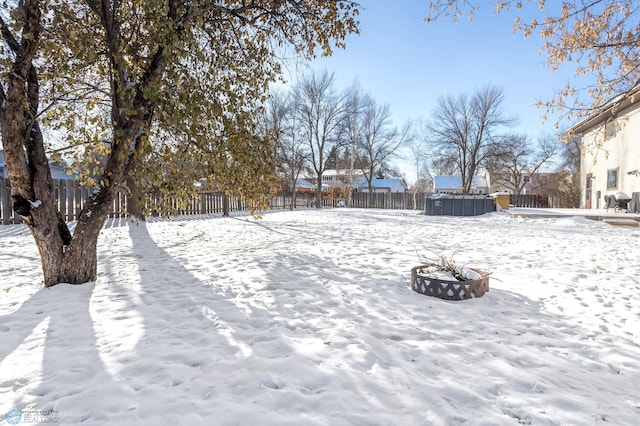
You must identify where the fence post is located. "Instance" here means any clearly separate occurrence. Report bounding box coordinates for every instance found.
[1,178,9,225]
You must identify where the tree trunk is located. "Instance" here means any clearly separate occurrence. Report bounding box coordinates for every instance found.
[315,172,323,209]
[223,193,230,217]
[9,168,104,286]
[3,82,136,286]
[44,234,99,285]
[126,175,146,221]
[18,178,116,286]
[1,0,168,287]
[0,0,102,286]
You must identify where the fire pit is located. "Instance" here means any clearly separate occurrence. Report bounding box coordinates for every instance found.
[411,265,490,300]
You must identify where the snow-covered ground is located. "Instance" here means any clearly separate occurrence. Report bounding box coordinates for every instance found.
[1,209,639,425]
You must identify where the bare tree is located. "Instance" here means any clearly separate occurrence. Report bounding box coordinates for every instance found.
[337,80,366,188]
[544,134,581,207]
[488,134,560,194]
[487,132,579,206]
[293,69,347,208]
[429,156,458,177]
[407,139,433,209]
[559,133,581,173]
[264,90,309,210]
[409,121,433,193]
[355,95,410,205]
[428,86,515,193]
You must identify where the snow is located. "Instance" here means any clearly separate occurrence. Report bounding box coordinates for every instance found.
[1,209,640,425]
[414,265,483,281]
[460,266,482,280]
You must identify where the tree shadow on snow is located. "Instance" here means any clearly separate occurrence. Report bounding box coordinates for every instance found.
[94,220,307,424]
[0,219,291,425]
[0,282,132,424]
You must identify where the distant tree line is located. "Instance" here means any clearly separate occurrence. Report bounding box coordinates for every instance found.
[417,85,580,205]
[262,75,580,208]
[261,69,412,209]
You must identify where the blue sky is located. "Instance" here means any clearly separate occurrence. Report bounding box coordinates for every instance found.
[310,2,575,133]
[292,2,579,180]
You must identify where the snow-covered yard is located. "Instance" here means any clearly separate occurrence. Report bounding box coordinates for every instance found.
[1,209,639,425]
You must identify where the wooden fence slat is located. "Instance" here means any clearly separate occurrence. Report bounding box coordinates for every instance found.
[1,179,6,225]
[0,178,27,224]
[63,180,71,221]
[1,178,10,225]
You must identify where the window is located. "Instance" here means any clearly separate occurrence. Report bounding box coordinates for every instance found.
[605,120,616,139]
[607,169,618,190]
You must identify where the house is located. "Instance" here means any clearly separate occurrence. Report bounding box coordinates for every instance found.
[355,177,407,193]
[294,178,315,192]
[318,169,363,188]
[521,167,555,194]
[433,174,490,194]
[569,89,640,210]
[304,169,407,193]
[0,150,77,181]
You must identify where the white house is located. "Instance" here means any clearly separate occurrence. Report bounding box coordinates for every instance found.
[433,174,490,194]
[323,169,361,186]
[305,169,407,193]
[569,89,640,210]
[355,177,407,193]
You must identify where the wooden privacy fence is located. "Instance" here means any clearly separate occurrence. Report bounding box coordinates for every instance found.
[1,178,426,225]
[509,194,550,208]
[349,192,426,210]
[1,178,129,225]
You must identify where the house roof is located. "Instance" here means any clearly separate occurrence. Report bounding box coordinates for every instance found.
[0,150,77,180]
[295,178,315,189]
[569,86,640,135]
[357,178,406,189]
[320,169,365,178]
